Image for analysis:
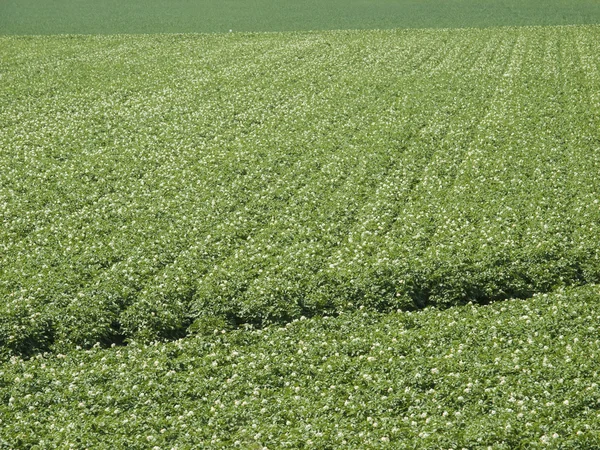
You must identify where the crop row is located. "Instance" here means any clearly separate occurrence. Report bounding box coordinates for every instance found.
[1,26,600,357]
[2,285,600,447]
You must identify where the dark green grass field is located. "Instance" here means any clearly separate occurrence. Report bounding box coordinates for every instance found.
[2,0,600,35]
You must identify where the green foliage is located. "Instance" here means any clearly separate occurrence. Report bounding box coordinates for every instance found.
[2,26,600,356]
[2,0,600,35]
[2,13,600,447]
[187,316,232,337]
[2,285,600,448]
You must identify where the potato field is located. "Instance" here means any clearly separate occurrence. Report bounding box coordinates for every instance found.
[2,10,600,449]
[2,26,600,358]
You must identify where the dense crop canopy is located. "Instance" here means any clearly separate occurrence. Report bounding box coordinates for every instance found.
[1,26,600,357]
[2,285,600,448]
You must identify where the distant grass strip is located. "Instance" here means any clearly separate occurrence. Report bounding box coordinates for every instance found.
[2,0,600,35]
[1,26,600,358]
[2,285,600,448]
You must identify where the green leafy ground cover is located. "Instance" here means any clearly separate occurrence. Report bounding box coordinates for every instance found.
[2,285,600,448]
[3,3,600,446]
[2,0,600,35]
[2,26,600,358]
